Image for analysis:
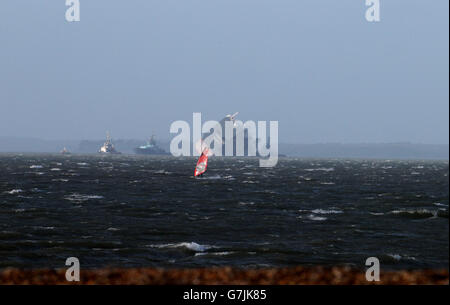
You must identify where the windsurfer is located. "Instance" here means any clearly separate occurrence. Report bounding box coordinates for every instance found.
[194,148,209,177]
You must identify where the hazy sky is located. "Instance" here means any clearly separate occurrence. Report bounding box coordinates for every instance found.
[0,0,448,143]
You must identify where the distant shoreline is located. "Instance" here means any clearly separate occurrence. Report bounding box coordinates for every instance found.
[0,141,449,160]
[0,152,448,162]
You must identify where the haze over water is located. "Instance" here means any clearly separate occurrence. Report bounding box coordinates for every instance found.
[0,1,448,144]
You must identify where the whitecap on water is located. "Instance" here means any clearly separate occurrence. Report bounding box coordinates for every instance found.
[262,190,276,194]
[30,165,43,169]
[304,168,334,172]
[311,209,343,215]
[195,251,234,257]
[307,214,327,221]
[239,201,255,206]
[52,179,69,182]
[433,202,448,207]
[64,193,104,203]
[389,208,442,219]
[154,170,171,175]
[200,175,222,180]
[387,253,416,261]
[147,242,214,252]
[33,226,55,230]
[6,189,23,194]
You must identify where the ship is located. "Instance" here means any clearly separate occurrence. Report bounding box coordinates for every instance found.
[60,147,71,155]
[134,135,169,155]
[98,132,121,154]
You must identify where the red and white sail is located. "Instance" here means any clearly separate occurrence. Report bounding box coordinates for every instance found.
[193,112,238,177]
[194,148,209,177]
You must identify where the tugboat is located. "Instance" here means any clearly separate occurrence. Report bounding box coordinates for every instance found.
[134,135,169,155]
[60,147,71,155]
[98,132,121,154]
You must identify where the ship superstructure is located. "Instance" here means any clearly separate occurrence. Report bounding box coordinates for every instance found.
[99,132,120,154]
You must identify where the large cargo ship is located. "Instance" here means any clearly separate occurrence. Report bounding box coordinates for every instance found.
[134,135,169,155]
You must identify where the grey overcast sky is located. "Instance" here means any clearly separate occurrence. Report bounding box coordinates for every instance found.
[0,0,448,143]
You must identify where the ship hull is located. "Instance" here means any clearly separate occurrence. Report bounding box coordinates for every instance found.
[98,150,121,154]
[134,148,169,155]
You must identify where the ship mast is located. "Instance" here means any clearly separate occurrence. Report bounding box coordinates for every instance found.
[150,133,156,145]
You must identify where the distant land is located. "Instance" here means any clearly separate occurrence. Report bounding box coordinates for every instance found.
[0,137,448,160]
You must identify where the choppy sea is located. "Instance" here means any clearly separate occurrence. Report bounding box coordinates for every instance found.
[0,154,448,270]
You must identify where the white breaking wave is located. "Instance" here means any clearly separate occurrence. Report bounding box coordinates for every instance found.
[433,202,448,207]
[148,242,214,252]
[390,209,438,218]
[387,253,416,261]
[307,214,327,221]
[51,179,69,182]
[64,193,104,203]
[195,251,234,257]
[304,168,335,172]
[239,201,255,206]
[6,189,23,194]
[154,170,171,175]
[311,209,343,215]
[202,175,222,180]
[33,226,55,230]
[30,165,43,169]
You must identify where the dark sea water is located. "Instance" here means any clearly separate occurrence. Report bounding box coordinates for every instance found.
[0,154,448,271]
